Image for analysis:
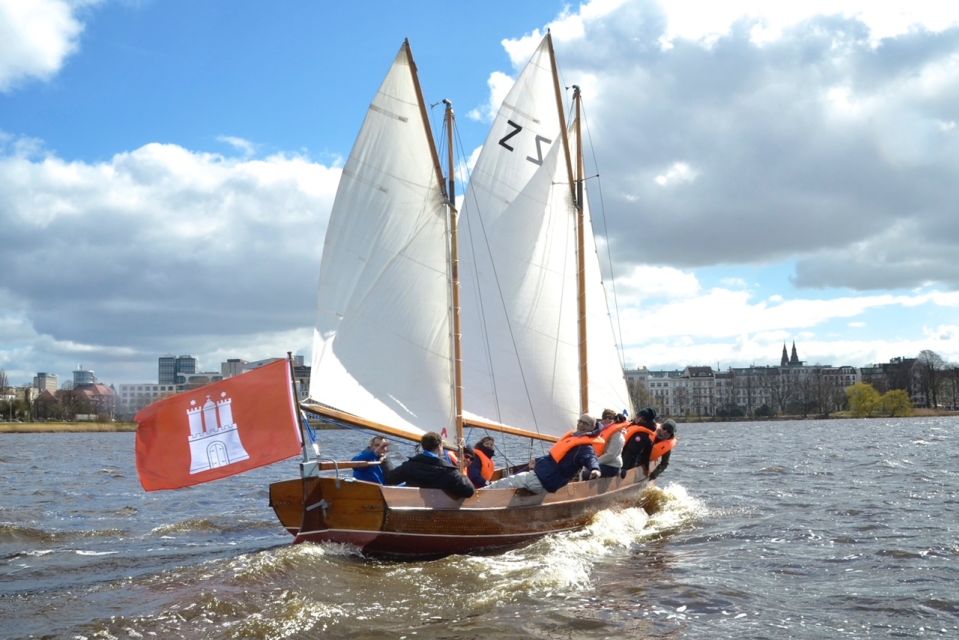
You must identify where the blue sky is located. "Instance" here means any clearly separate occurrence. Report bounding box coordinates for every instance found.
[2,0,958,386]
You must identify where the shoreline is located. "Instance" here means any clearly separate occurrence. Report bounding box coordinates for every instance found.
[0,422,137,433]
[674,407,958,423]
[2,409,956,433]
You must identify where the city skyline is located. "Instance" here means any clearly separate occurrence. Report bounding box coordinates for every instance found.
[3,342,944,389]
[2,1,958,385]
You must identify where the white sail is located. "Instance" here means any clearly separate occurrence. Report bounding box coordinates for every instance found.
[459,36,630,437]
[308,43,449,440]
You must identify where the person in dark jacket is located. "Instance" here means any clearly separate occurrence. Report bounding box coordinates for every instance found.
[484,414,602,493]
[385,432,475,498]
[351,436,391,484]
[621,406,658,472]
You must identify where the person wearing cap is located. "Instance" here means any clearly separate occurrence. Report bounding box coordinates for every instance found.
[484,414,603,493]
[621,407,659,473]
[636,419,678,480]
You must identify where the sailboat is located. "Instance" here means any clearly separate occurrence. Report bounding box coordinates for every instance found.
[269,33,656,558]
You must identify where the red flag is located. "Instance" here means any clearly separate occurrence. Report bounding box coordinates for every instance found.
[135,359,302,491]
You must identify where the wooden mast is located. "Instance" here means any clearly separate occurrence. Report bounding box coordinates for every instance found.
[572,85,588,415]
[547,31,589,415]
[443,99,466,468]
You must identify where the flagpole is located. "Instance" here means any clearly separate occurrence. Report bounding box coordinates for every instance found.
[286,352,312,465]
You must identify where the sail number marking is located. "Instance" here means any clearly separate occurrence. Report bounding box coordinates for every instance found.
[498,120,553,166]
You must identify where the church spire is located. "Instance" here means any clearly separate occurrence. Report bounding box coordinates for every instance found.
[781,344,789,367]
[790,341,799,365]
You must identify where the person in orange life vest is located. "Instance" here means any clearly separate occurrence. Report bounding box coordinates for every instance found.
[385,432,475,497]
[636,419,677,480]
[467,436,496,488]
[484,414,602,493]
[621,406,659,473]
[595,408,629,478]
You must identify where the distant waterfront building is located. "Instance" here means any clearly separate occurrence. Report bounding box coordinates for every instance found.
[181,372,224,389]
[73,365,96,387]
[628,342,863,418]
[120,354,311,419]
[158,355,198,384]
[68,383,117,420]
[221,358,248,378]
[117,383,180,419]
[246,355,310,399]
[33,372,59,392]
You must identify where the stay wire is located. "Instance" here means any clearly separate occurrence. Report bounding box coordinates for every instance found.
[573,93,630,382]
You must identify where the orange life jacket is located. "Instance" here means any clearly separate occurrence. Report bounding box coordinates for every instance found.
[593,421,629,455]
[474,448,495,481]
[549,431,605,463]
[623,424,656,444]
[650,436,677,461]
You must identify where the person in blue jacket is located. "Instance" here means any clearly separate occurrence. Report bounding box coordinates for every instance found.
[484,414,602,493]
[351,436,390,484]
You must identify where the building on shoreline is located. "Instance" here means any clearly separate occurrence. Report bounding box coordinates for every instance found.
[626,344,946,418]
[33,372,58,392]
[114,354,312,419]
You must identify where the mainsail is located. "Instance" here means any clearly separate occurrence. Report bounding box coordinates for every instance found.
[459,36,630,437]
[308,42,450,440]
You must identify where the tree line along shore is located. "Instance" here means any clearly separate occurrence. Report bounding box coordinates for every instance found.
[2,407,955,435]
[0,422,137,433]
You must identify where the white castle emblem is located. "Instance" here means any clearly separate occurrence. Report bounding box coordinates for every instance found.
[187,392,250,474]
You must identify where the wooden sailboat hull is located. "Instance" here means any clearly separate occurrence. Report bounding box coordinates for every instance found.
[269,468,651,558]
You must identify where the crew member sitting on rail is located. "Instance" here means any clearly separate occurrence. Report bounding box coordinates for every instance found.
[351,435,391,484]
[595,409,629,478]
[484,414,603,494]
[621,407,658,474]
[385,432,476,498]
[467,436,496,488]
[634,419,677,480]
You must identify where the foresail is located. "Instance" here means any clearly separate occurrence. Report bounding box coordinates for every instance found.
[459,35,630,438]
[309,43,450,441]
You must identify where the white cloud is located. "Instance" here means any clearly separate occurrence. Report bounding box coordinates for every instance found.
[0,138,341,383]
[217,135,257,157]
[651,1,959,48]
[654,161,697,187]
[0,0,96,92]
[614,264,701,299]
[466,71,515,123]
[617,282,959,368]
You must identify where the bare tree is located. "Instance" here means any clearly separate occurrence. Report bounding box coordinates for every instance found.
[628,379,655,414]
[917,350,946,408]
[942,366,959,410]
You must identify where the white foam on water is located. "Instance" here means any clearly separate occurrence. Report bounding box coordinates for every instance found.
[643,482,708,535]
[74,550,119,556]
[228,539,363,583]
[456,492,690,601]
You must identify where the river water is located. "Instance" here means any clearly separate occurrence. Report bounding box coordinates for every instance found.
[1,417,957,639]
